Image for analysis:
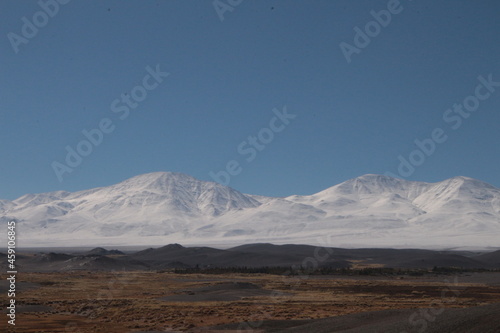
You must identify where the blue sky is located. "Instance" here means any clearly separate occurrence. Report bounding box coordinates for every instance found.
[1,0,499,200]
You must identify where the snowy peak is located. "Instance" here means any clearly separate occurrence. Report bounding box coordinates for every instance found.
[307,174,429,204]
[437,176,499,193]
[283,174,500,223]
[333,174,422,195]
[413,176,500,213]
[112,172,199,193]
[1,172,265,237]
[95,172,262,217]
[2,173,499,248]
[314,174,498,201]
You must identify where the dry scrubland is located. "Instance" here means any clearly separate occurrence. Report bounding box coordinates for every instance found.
[1,271,500,332]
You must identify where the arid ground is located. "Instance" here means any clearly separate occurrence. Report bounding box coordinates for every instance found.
[2,270,500,332]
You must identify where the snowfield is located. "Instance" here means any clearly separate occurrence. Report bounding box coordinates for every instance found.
[1,172,500,249]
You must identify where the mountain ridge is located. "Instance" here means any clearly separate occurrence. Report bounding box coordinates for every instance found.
[1,172,499,249]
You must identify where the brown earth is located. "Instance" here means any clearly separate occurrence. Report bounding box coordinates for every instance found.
[1,271,500,332]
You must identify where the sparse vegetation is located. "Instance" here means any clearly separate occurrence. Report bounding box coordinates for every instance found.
[172,265,500,276]
[3,270,500,332]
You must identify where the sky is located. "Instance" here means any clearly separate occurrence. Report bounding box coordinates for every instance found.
[1,0,499,200]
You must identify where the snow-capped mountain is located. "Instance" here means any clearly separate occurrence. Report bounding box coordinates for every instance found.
[2,173,499,249]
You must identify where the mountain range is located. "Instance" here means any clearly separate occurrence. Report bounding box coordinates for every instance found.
[4,243,500,272]
[1,172,499,249]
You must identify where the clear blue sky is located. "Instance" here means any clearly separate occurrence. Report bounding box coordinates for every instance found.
[1,0,499,200]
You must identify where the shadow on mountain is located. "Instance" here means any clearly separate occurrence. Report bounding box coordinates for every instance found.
[16,252,148,272]
[131,243,350,270]
[84,247,125,256]
[474,250,500,267]
[228,243,498,269]
[8,243,500,272]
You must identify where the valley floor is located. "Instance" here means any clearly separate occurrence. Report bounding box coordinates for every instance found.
[1,271,500,332]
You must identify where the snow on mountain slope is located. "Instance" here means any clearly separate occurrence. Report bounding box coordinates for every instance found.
[1,173,499,249]
[2,172,262,241]
[286,175,428,220]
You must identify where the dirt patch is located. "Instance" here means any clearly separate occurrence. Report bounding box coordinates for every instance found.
[161,282,287,302]
[205,302,500,333]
